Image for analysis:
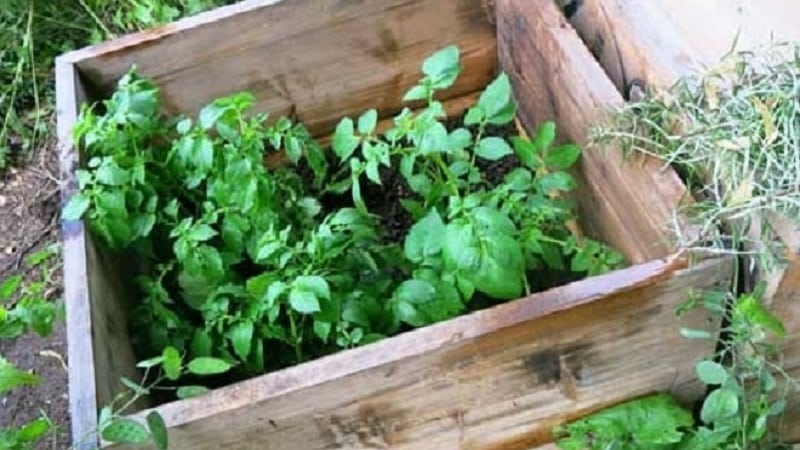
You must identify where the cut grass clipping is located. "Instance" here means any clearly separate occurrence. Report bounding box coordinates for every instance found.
[63,46,624,391]
[593,42,800,271]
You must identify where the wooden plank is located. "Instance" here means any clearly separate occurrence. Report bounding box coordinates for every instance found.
[56,59,148,450]
[59,0,497,139]
[568,2,800,441]
[495,0,696,264]
[109,256,732,450]
[56,56,98,450]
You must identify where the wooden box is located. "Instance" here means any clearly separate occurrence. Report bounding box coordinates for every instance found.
[567,0,800,440]
[55,0,732,448]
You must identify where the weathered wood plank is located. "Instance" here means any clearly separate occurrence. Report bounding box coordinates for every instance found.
[59,0,497,138]
[110,257,732,450]
[495,0,696,264]
[56,59,146,450]
[568,0,800,442]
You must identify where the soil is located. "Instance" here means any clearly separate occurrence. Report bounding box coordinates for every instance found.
[0,130,70,448]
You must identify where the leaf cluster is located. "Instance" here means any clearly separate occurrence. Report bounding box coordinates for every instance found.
[556,289,795,450]
[64,46,624,385]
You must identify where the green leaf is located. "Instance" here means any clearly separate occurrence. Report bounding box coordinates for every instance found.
[473,233,524,299]
[477,73,513,119]
[403,84,430,102]
[0,275,22,301]
[695,360,728,385]
[365,160,381,184]
[475,137,513,161]
[532,121,556,151]
[700,388,739,424]
[393,300,424,327]
[187,357,232,376]
[146,412,169,450]
[101,418,150,444]
[176,118,192,134]
[734,293,786,337]
[96,160,130,186]
[545,144,581,169]
[227,320,254,361]
[357,109,378,135]
[464,106,484,125]
[419,122,449,154]
[314,320,332,342]
[136,356,164,369]
[332,118,360,161]
[511,136,537,169]
[447,128,472,151]
[538,171,576,193]
[289,289,321,314]
[285,136,302,163]
[394,279,436,305]
[62,193,91,221]
[422,45,461,89]
[189,224,217,242]
[0,356,39,394]
[404,209,446,264]
[176,385,211,399]
[198,103,226,130]
[680,328,713,339]
[162,346,182,381]
[471,206,516,235]
[295,276,330,300]
[16,417,51,442]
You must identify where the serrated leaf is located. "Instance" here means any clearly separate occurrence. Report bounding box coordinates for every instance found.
[332,118,360,161]
[62,193,91,221]
[227,320,254,361]
[695,360,728,385]
[146,412,169,450]
[101,418,150,444]
[475,137,513,161]
[176,385,211,399]
[357,109,378,135]
[187,357,232,375]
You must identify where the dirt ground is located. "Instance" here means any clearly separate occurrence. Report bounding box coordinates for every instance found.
[0,134,71,448]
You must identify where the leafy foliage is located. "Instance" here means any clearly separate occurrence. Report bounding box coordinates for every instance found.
[0,243,61,339]
[64,46,624,387]
[555,288,796,450]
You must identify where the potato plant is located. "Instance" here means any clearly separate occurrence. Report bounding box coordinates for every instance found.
[63,46,624,384]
